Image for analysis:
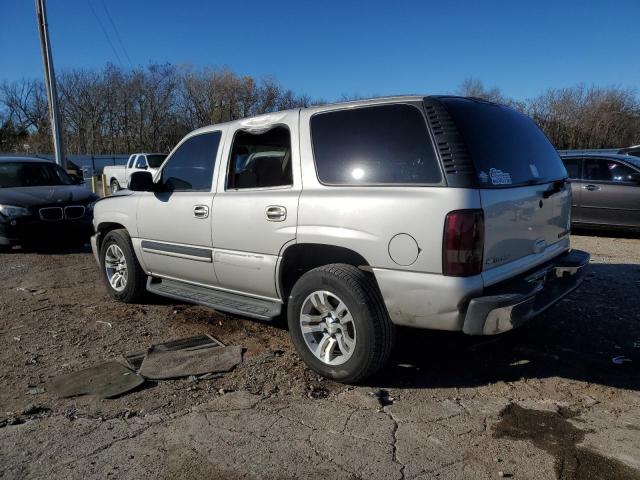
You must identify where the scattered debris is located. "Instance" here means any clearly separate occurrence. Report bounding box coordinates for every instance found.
[306,384,329,400]
[96,321,112,328]
[124,334,223,371]
[0,416,24,428]
[48,361,144,399]
[370,389,394,407]
[27,387,45,395]
[22,404,50,416]
[48,334,241,400]
[139,345,242,380]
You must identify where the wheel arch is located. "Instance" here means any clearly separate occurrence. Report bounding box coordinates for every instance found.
[277,243,376,300]
[95,222,127,253]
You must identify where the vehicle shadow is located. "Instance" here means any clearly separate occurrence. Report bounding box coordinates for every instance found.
[369,263,640,391]
[4,240,93,255]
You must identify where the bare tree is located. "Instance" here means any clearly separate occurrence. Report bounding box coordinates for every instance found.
[2,67,639,155]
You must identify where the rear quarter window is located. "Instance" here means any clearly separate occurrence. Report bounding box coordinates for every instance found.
[310,104,442,185]
[441,98,567,187]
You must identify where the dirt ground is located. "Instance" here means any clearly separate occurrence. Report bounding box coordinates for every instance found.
[1,231,639,479]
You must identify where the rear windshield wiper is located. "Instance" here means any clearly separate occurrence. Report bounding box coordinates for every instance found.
[542,178,567,198]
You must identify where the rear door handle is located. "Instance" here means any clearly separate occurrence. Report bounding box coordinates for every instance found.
[583,184,600,191]
[193,205,209,218]
[265,205,286,222]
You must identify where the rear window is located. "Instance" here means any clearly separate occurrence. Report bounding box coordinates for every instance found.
[311,104,442,185]
[147,154,167,168]
[441,98,567,187]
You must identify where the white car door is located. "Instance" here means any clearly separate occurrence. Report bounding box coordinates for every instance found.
[135,130,225,287]
[211,111,301,300]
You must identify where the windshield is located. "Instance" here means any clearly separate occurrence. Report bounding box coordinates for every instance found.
[441,98,567,187]
[146,154,167,168]
[0,162,74,188]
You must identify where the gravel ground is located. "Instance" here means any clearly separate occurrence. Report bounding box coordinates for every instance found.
[1,232,639,479]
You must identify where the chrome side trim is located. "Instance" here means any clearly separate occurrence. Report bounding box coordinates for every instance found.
[140,240,212,262]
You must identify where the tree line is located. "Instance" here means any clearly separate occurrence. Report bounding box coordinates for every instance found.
[0,64,312,156]
[1,65,638,156]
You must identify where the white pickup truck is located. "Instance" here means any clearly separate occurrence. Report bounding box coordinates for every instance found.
[103,153,167,192]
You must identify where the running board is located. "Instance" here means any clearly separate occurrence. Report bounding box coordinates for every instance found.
[146,278,281,321]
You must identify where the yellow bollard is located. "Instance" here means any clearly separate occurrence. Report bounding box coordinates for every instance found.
[101,174,108,197]
[91,176,98,194]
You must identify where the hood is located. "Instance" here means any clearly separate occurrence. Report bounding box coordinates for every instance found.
[0,185,99,208]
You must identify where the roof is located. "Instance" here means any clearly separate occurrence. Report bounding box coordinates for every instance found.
[187,95,494,137]
[0,156,54,164]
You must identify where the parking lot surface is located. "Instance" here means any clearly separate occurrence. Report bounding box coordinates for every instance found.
[1,232,639,479]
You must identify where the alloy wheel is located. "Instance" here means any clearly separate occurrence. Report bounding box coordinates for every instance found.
[104,244,128,292]
[299,290,357,366]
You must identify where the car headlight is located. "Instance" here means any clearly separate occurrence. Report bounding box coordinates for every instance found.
[0,205,31,219]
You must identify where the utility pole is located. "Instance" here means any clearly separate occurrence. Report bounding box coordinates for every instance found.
[35,0,65,168]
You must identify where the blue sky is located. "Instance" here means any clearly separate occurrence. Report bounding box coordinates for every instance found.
[2,0,639,101]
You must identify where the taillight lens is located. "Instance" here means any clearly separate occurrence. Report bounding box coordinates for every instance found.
[442,209,484,276]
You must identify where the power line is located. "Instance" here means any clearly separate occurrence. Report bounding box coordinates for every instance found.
[87,0,122,67]
[99,0,133,67]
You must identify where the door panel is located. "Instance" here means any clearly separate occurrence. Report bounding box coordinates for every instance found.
[580,157,640,227]
[212,189,298,298]
[136,130,224,287]
[569,180,582,223]
[581,183,640,227]
[212,111,301,300]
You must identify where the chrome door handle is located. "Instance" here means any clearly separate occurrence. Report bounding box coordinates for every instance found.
[193,205,209,218]
[583,184,600,191]
[265,205,286,222]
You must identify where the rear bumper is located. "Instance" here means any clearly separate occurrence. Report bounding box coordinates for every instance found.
[462,249,590,335]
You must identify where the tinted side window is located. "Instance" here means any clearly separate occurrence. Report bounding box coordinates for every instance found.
[311,104,441,185]
[584,158,638,182]
[162,131,221,191]
[562,157,580,179]
[227,126,292,189]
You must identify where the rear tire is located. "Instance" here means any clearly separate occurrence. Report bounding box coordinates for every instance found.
[110,179,120,193]
[287,263,395,383]
[99,229,147,303]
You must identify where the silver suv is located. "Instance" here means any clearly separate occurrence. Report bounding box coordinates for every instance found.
[90,96,589,382]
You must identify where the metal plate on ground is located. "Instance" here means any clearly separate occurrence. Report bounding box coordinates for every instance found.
[138,345,242,380]
[48,361,145,399]
[124,334,225,371]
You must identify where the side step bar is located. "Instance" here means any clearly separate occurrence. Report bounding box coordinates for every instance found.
[146,278,281,321]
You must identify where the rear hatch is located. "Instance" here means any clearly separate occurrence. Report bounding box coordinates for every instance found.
[439,98,571,281]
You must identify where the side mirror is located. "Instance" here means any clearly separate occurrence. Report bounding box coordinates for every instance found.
[140,164,148,170]
[129,171,156,192]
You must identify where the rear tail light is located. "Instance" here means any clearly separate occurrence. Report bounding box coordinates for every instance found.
[442,209,484,276]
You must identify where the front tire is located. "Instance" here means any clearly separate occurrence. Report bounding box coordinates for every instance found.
[287,264,395,383]
[110,179,120,193]
[99,229,147,303]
